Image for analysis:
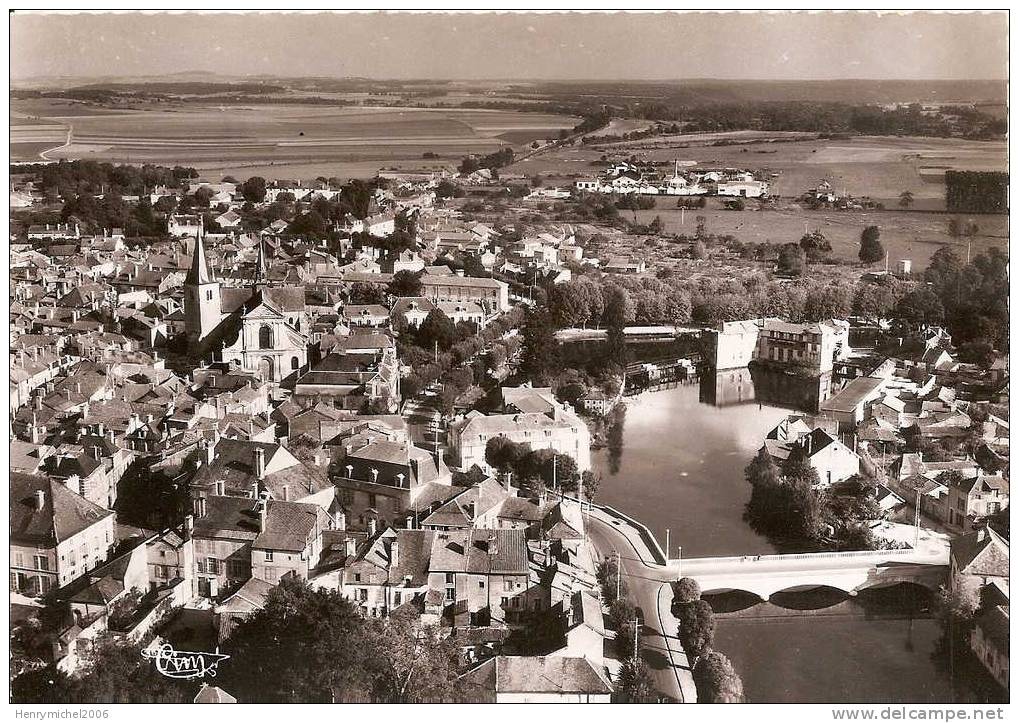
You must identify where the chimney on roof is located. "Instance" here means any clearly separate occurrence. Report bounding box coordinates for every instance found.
[254,447,266,480]
[282,485,289,501]
[345,536,357,557]
[251,479,259,499]
[184,513,194,540]
[345,464,354,479]
[396,472,405,488]
[368,518,378,537]
[390,538,399,567]
[370,468,379,484]
[34,489,46,511]
[259,500,268,533]
[34,395,42,411]
[204,439,215,466]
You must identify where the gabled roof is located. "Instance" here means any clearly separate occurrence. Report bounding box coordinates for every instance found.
[951,526,1009,578]
[252,500,321,553]
[10,473,114,547]
[462,655,612,695]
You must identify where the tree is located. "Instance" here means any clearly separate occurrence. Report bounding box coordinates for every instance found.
[691,239,708,260]
[241,176,267,203]
[289,210,327,238]
[898,190,914,209]
[799,230,832,261]
[417,309,457,352]
[219,577,372,702]
[676,599,715,661]
[193,187,214,208]
[616,657,655,703]
[672,577,701,605]
[693,651,745,703]
[520,307,561,384]
[777,243,806,276]
[362,609,464,702]
[598,559,629,605]
[896,286,945,329]
[485,436,526,475]
[859,225,885,264]
[388,270,423,297]
[958,340,995,369]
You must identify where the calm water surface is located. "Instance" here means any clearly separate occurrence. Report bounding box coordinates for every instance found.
[592,381,968,704]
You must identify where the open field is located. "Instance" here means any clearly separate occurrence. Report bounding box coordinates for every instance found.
[511,133,1007,209]
[630,203,1007,271]
[9,99,578,172]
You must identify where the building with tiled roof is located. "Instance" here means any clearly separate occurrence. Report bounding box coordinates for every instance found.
[448,404,591,473]
[426,528,534,626]
[460,655,612,703]
[951,526,1009,589]
[10,474,116,596]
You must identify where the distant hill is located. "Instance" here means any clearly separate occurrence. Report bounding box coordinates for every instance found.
[517,79,1008,106]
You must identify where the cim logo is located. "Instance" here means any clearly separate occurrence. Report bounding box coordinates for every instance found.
[142,643,230,680]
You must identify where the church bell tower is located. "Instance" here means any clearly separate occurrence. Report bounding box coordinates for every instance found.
[183,216,222,344]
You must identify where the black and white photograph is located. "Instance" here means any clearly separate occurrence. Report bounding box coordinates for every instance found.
[6,8,1011,712]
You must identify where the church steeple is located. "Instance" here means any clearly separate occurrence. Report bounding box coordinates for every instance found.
[253,236,267,287]
[185,215,215,286]
[183,215,222,345]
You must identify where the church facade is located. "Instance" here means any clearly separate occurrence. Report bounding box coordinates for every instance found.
[183,226,309,382]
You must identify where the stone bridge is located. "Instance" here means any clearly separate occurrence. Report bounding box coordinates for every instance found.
[665,548,948,601]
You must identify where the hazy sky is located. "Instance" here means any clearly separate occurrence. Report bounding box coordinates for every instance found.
[10,11,1009,82]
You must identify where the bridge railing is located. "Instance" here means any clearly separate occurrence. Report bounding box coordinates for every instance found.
[669,548,930,567]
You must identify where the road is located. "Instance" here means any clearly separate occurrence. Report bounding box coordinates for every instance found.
[584,508,696,703]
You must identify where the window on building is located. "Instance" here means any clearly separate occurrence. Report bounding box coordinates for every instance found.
[478,581,485,589]
[34,555,49,571]
[258,325,274,349]
[445,588,455,602]
[445,573,454,584]
[206,290,213,301]
[503,579,513,592]
[291,356,300,370]
[354,573,362,582]
[265,551,274,562]
[368,493,377,508]
[394,592,402,606]
[500,597,508,607]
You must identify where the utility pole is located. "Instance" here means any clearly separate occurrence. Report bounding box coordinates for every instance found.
[434,339,438,363]
[631,617,641,664]
[665,528,670,561]
[615,551,621,601]
[914,483,923,549]
[552,454,557,498]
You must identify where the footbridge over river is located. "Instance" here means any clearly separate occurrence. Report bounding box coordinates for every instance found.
[665,548,949,601]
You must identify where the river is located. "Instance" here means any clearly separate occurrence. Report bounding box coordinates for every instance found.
[591,379,977,704]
